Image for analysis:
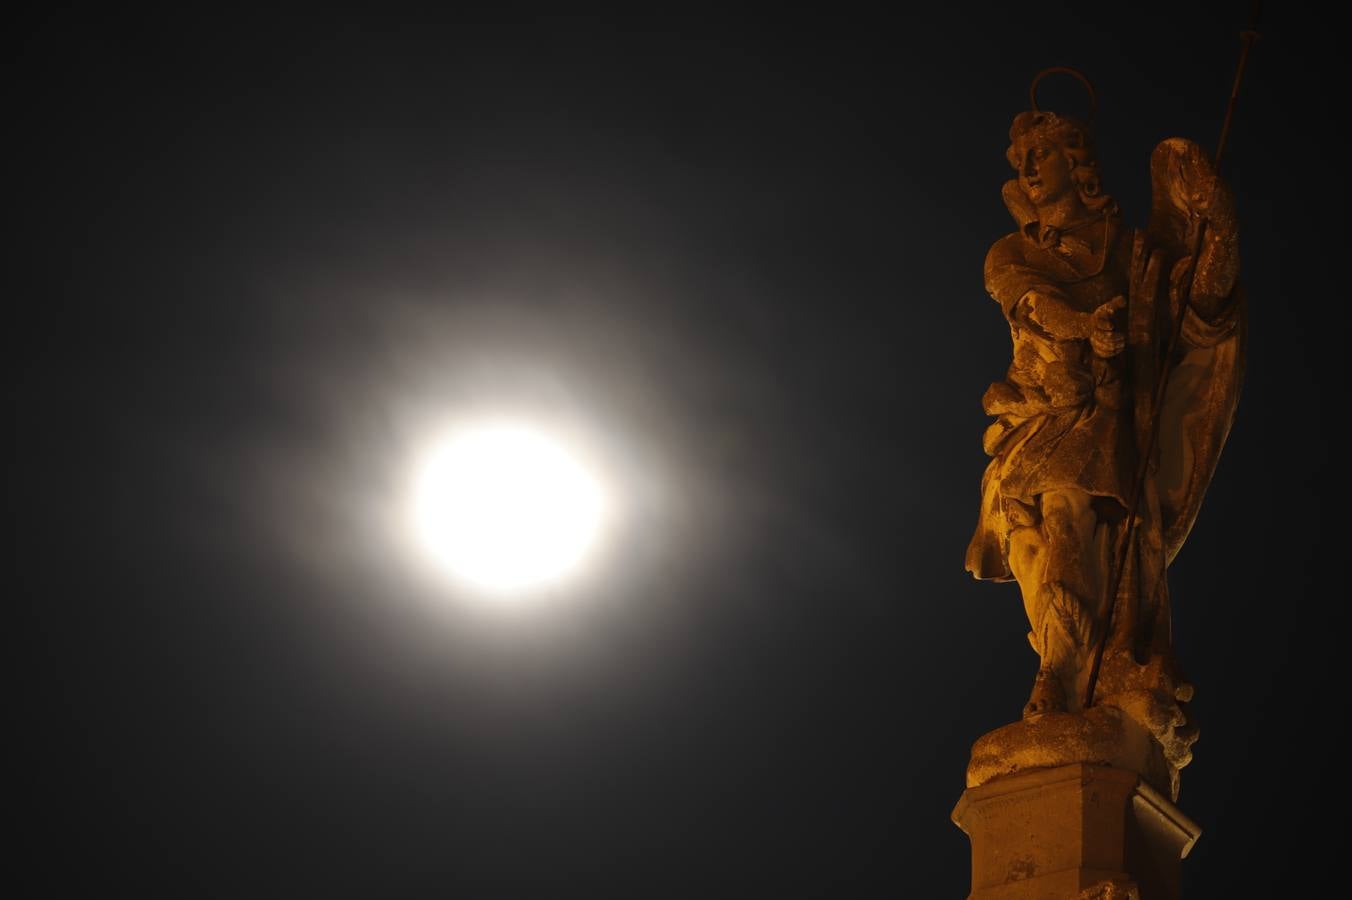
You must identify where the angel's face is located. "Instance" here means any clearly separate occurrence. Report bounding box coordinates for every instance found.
[1018,139,1073,207]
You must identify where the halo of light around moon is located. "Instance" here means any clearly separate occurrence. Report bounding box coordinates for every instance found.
[412,424,605,590]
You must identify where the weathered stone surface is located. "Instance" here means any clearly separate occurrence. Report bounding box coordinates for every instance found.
[1078,880,1140,899]
[952,764,1199,900]
[966,706,1172,799]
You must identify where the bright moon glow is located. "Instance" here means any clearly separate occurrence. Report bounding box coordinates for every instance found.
[413,424,604,590]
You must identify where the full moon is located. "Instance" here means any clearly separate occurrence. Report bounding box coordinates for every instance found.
[412,424,605,590]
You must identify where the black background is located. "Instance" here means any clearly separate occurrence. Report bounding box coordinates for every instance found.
[17,6,1337,897]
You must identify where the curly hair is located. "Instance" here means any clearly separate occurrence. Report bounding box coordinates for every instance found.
[1006,111,1114,215]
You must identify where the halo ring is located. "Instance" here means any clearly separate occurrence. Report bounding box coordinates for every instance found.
[1030,66,1097,123]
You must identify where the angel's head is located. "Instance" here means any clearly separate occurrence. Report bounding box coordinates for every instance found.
[1006,111,1112,215]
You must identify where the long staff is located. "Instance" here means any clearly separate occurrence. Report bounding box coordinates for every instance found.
[1083,4,1263,709]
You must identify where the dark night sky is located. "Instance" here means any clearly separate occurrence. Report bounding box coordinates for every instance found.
[17,6,1338,897]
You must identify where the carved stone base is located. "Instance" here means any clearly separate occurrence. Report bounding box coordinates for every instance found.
[966,706,1175,800]
[951,764,1200,899]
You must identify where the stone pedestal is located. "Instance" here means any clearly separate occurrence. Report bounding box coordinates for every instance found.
[951,764,1200,899]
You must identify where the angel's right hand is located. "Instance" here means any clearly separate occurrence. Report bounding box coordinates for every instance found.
[1090,296,1126,358]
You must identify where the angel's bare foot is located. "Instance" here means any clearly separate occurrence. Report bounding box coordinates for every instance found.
[1024,668,1067,718]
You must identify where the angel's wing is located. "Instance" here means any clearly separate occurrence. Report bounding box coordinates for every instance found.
[1146,137,1235,260]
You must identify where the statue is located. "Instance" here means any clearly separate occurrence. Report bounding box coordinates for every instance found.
[963,71,1244,799]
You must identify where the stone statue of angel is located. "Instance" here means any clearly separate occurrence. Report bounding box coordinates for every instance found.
[965,71,1244,792]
